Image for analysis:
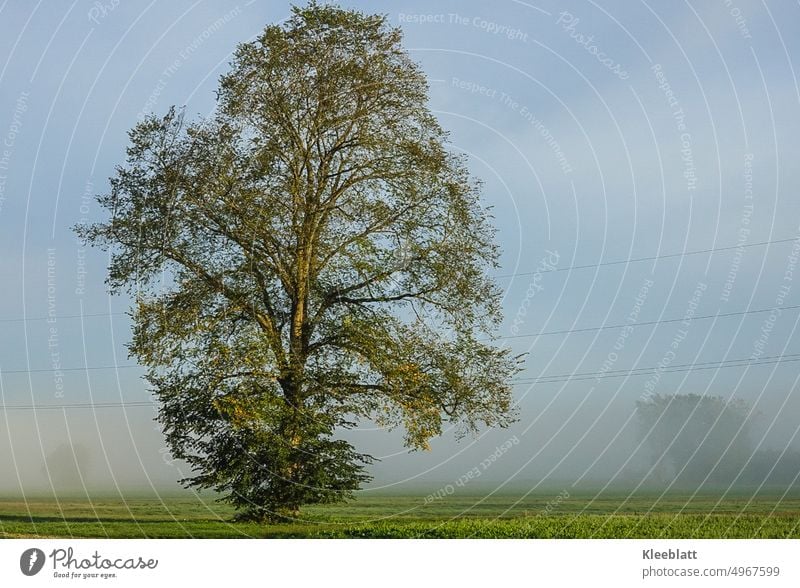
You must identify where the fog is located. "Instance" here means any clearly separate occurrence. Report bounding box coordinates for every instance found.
[2,0,800,500]
[2,379,799,498]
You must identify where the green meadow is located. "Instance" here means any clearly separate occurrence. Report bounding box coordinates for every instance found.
[1,492,798,538]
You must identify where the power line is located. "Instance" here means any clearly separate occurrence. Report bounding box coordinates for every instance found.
[2,353,799,410]
[518,352,800,382]
[0,400,154,411]
[1,304,797,376]
[0,301,789,363]
[513,353,800,385]
[2,236,797,325]
[494,236,798,279]
[0,311,127,324]
[502,303,800,340]
[0,365,141,375]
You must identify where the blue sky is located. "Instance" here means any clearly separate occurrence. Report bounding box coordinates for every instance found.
[1,0,800,495]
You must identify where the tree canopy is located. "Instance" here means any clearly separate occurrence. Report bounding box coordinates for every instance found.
[77,2,520,521]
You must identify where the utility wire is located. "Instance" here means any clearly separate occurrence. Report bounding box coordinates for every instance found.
[0,311,126,324]
[2,236,796,325]
[3,353,800,410]
[1,304,797,376]
[501,304,800,340]
[0,401,154,411]
[513,353,800,385]
[0,364,141,375]
[495,236,798,279]
[3,302,797,359]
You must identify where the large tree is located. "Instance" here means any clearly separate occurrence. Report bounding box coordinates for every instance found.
[78,2,519,521]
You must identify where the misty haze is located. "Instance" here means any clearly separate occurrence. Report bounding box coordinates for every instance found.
[0,0,799,542]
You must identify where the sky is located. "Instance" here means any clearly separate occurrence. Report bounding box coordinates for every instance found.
[1,0,800,499]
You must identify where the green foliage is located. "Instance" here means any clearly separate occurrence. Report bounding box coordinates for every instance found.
[76,2,520,521]
[636,393,754,486]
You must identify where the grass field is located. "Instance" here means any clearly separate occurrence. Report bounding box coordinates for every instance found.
[2,491,799,538]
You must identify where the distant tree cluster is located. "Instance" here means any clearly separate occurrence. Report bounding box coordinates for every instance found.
[636,393,753,486]
[636,393,800,489]
[739,449,800,487]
